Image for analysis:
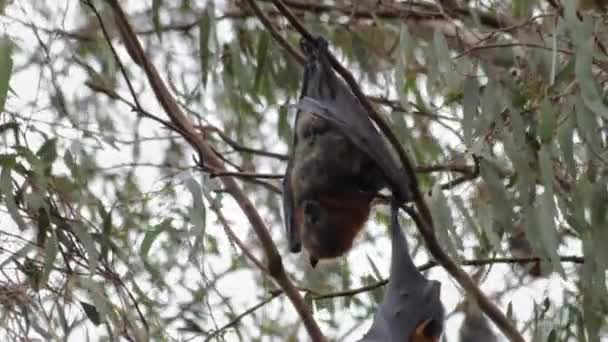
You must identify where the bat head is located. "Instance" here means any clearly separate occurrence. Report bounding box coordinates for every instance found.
[299,196,371,267]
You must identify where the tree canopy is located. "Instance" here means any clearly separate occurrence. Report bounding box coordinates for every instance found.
[0,0,607,341]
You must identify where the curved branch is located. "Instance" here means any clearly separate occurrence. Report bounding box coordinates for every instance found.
[97,1,325,341]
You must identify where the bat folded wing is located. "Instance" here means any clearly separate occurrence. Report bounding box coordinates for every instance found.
[295,90,412,202]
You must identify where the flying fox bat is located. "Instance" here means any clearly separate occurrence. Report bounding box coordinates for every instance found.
[282,36,412,266]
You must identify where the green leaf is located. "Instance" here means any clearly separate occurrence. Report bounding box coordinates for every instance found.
[253,32,270,94]
[575,35,608,120]
[430,184,458,257]
[152,0,163,40]
[537,146,564,277]
[199,6,214,87]
[539,99,555,144]
[76,277,117,326]
[558,109,576,177]
[479,160,511,231]
[366,255,382,281]
[41,230,58,286]
[80,301,102,326]
[433,30,450,74]
[433,30,460,91]
[463,76,479,146]
[71,223,98,274]
[36,138,58,166]
[0,163,28,231]
[184,176,207,259]
[140,219,172,259]
[550,21,558,85]
[390,111,409,145]
[0,37,13,113]
[278,104,291,142]
[396,24,413,109]
[99,204,112,263]
[575,95,602,152]
[453,195,483,246]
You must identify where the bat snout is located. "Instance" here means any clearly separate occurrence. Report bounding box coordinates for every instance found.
[289,240,302,253]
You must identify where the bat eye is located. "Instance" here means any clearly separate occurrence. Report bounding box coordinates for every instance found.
[304,201,323,226]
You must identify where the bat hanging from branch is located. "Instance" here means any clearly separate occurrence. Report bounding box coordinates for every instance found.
[282,36,413,266]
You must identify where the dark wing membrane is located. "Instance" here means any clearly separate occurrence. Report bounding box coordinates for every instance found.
[282,106,303,253]
[295,96,411,202]
[282,162,301,253]
[296,40,412,201]
[359,202,444,341]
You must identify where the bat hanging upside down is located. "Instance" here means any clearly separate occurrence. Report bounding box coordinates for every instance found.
[283,37,413,267]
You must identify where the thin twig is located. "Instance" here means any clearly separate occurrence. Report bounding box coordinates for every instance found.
[314,255,584,300]
[204,291,283,342]
[200,125,288,161]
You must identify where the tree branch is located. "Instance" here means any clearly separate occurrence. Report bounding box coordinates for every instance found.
[258,1,525,341]
[97,1,325,340]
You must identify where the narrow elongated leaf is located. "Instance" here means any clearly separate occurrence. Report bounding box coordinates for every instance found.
[80,301,101,326]
[433,30,450,68]
[558,110,576,177]
[41,230,58,286]
[77,278,117,326]
[537,146,564,277]
[575,34,608,120]
[366,255,383,281]
[539,99,555,143]
[199,7,214,87]
[453,195,483,245]
[152,0,163,40]
[253,32,270,93]
[396,24,413,110]
[550,21,558,85]
[575,95,602,152]
[36,138,58,165]
[71,223,98,274]
[479,160,511,230]
[0,163,27,231]
[185,177,206,233]
[0,37,13,113]
[184,176,206,260]
[140,219,172,259]
[463,77,479,146]
[430,184,458,257]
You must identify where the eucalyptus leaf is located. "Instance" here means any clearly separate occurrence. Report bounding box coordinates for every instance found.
[71,222,98,274]
[0,37,13,113]
[0,164,27,231]
[430,183,458,257]
[199,6,214,87]
[537,146,565,277]
[463,76,479,146]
